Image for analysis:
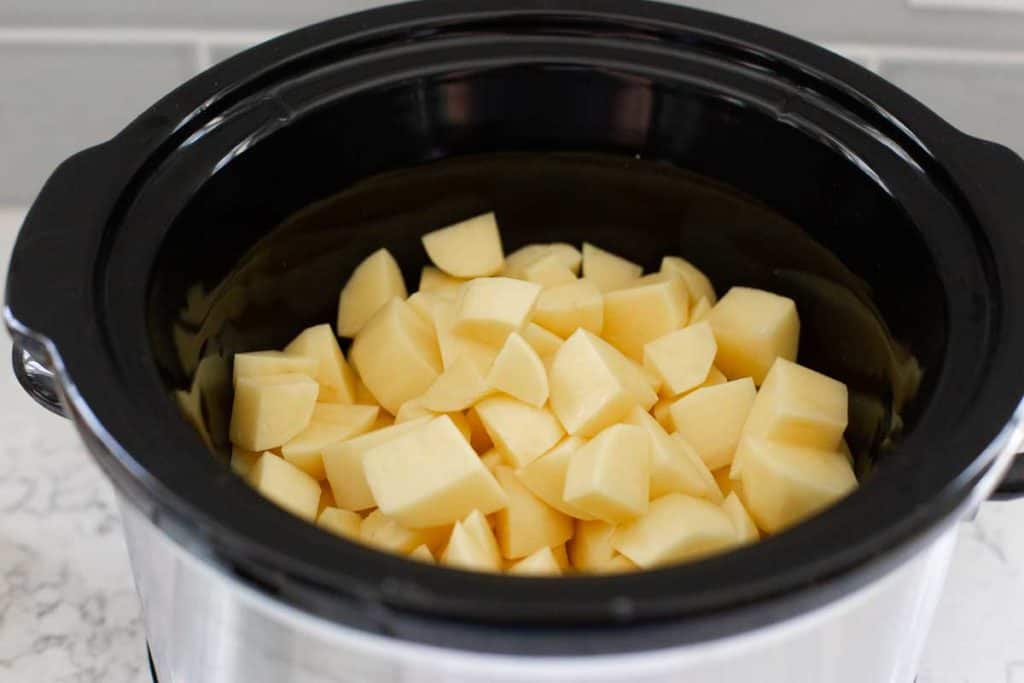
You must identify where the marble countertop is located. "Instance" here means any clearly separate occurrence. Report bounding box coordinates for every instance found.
[0,206,1021,683]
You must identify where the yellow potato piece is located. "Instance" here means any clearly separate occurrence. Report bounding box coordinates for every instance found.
[502,244,551,278]
[568,519,618,572]
[480,448,504,472]
[521,251,578,287]
[422,212,504,278]
[603,276,689,361]
[318,480,336,515]
[690,296,711,322]
[624,407,721,502]
[454,277,542,346]
[354,376,380,408]
[336,248,408,337]
[285,324,359,404]
[281,411,379,480]
[229,373,319,451]
[532,278,604,339]
[394,397,432,423]
[735,436,858,533]
[426,298,499,375]
[581,243,642,292]
[564,424,650,523]
[721,492,760,544]
[548,329,657,437]
[661,256,716,304]
[643,321,717,397]
[551,543,571,570]
[474,396,565,468]
[247,452,321,521]
[350,298,442,414]
[493,466,574,559]
[363,416,508,528]
[316,507,362,539]
[486,332,549,407]
[230,446,261,477]
[612,493,737,568]
[707,287,799,385]
[516,436,596,520]
[712,463,744,499]
[548,243,583,274]
[508,546,563,576]
[465,407,493,453]
[447,411,474,443]
[598,554,638,574]
[419,266,464,299]
[310,402,380,428]
[322,416,431,511]
[421,356,494,412]
[670,378,756,470]
[651,397,675,432]
[233,350,317,385]
[520,322,563,358]
[742,358,848,452]
[361,509,450,554]
[408,544,435,563]
[442,509,502,572]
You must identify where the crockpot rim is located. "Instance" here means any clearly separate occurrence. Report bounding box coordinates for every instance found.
[7,0,1024,655]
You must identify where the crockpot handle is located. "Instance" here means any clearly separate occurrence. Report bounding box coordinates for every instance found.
[11,339,66,417]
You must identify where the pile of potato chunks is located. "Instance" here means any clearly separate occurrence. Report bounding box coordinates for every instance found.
[228,213,857,576]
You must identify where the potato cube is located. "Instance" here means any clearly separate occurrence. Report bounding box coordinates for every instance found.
[316,507,362,539]
[285,324,359,404]
[508,546,563,576]
[480,448,504,472]
[643,322,717,397]
[624,407,721,502]
[690,297,711,322]
[350,298,442,414]
[661,256,716,304]
[474,396,565,468]
[421,356,494,413]
[735,437,857,533]
[713,464,744,499]
[419,266,464,299]
[422,297,498,375]
[464,407,493,453]
[742,358,848,452]
[651,397,675,432]
[442,509,502,572]
[281,411,378,480]
[551,543,571,570]
[229,373,319,451]
[516,436,596,520]
[322,416,431,510]
[669,378,756,470]
[549,330,657,437]
[361,509,450,553]
[502,244,550,278]
[310,403,379,428]
[454,277,542,346]
[520,322,563,358]
[548,243,583,274]
[707,287,799,385]
[531,279,604,339]
[721,492,760,544]
[612,493,737,568]
[486,332,549,407]
[247,452,321,521]
[521,251,577,287]
[603,276,689,361]
[336,248,408,337]
[581,243,642,292]
[230,446,261,477]
[564,424,649,523]
[354,376,380,408]
[568,519,618,572]
[233,351,317,384]
[409,544,435,563]
[493,466,574,559]
[598,555,638,573]
[363,416,508,528]
[422,212,504,278]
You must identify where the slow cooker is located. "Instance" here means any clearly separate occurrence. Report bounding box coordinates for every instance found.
[7,2,1024,682]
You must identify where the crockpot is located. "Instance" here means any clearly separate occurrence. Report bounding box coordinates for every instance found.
[7,1,1024,681]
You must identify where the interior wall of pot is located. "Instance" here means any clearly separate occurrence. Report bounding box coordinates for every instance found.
[148,65,945,475]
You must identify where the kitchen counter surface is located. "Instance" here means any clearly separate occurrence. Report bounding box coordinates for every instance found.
[0,205,1021,683]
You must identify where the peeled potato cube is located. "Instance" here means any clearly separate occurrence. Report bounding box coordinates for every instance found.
[707,287,799,385]
[336,248,408,337]
[582,243,642,292]
[532,279,604,339]
[713,463,744,499]
[480,448,504,472]
[520,322,563,358]
[690,297,711,322]
[285,324,359,404]
[474,396,565,468]
[624,407,721,502]
[409,544,435,563]
[643,321,717,397]
[281,412,379,480]
[322,416,431,510]
[742,358,848,452]
[421,356,494,412]
[548,243,583,274]
[549,329,657,437]
[310,402,379,428]
[661,256,716,304]
[361,509,450,554]
[443,509,502,572]
[503,244,551,278]
[508,546,563,576]
[454,277,542,346]
[721,492,760,544]
[230,373,318,451]
[465,407,493,453]
[230,446,261,477]
[233,351,317,384]
[612,493,736,568]
[419,266,464,299]
[599,554,638,573]
[354,376,380,408]
[316,507,362,539]
[363,416,508,528]
[516,436,596,520]
[603,276,689,361]
[670,378,756,470]
[564,424,650,523]
[486,332,549,407]
[422,212,504,278]
[651,397,675,432]
[736,436,858,533]
[350,298,442,414]
[422,297,499,375]
[569,519,618,572]
[247,452,321,521]
[494,466,573,559]
[521,251,578,287]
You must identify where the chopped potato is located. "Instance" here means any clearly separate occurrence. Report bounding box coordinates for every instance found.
[230,446,261,477]
[336,248,408,337]
[721,492,760,544]
[707,287,799,385]
[361,509,450,554]
[508,546,563,576]
[643,322,717,398]
[285,324,358,404]
[603,275,689,360]
[422,213,504,278]
[582,242,642,291]
[532,279,604,339]
[281,414,378,480]
[690,297,711,322]
[520,322,563,358]
[669,378,756,470]
[564,424,650,523]
[247,452,321,521]
[569,519,619,572]
[493,466,574,559]
[486,332,549,407]
[421,356,493,412]
[521,251,578,287]
[419,266,464,298]
[612,493,737,568]
[474,396,565,468]
[454,277,542,346]
[624,407,721,502]
[409,544,435,563]
[233,351,317,384]
[229,373,319,451]
[317,507,362,539]
[516,436,596,520]
[661,256,716,304]
[465,407,493,453]
[442,509,502,572]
